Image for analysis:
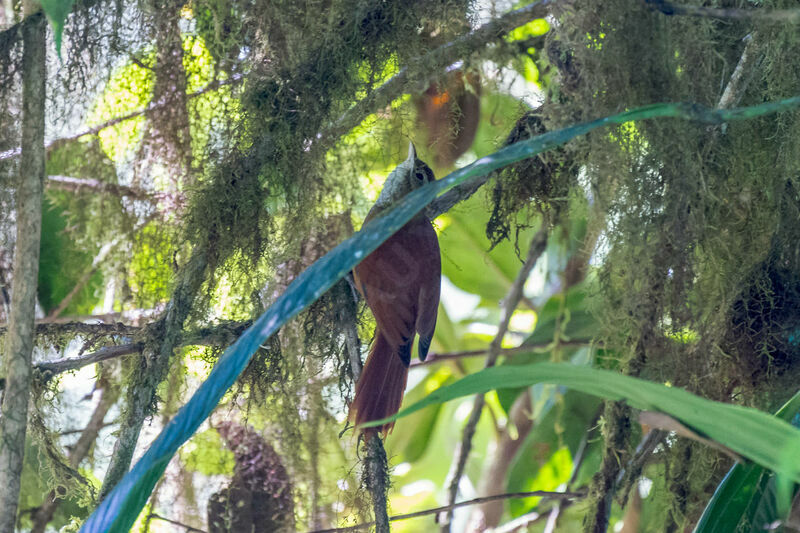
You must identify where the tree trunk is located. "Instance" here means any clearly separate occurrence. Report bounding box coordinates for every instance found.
[0,5,46,532]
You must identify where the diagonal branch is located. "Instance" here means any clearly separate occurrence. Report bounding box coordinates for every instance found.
[311,490,584,533]
[439,224,550,532]
[645,0,800,22]
[0,75,243,162]
[317,0,558,150]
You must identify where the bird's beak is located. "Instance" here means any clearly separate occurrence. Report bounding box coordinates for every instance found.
[407,141,416,162]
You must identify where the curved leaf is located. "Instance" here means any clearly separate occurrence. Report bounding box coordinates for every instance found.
[81,96,800,532]
[366,363,800,484]
[40,0,75,55]
[694,389,800,533]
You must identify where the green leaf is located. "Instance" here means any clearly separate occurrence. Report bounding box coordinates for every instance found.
[179,429,235,476]
[496,287,597,412]
[438,190,538,303]
[81,97,800,533]
[694,389,800,533]
[39,0,75,56]
[386,370,456,463]
[38,195,103,315]
[366,363,800,484]
[506,389,601,515]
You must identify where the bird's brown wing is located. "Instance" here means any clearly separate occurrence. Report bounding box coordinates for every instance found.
[354,217,437,358]
[413,221,440,360]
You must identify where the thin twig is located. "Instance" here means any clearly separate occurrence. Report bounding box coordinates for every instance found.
[28,321,249,380]
[615,429,667,508]
[412,340,590,367]
[35,343,143,378]
[0,75,242,162]
[440,225,550,531]
[46,175,172,202]
[716,34,760,112]
[311,490,583,533]
[645,0,800,22]
[489,510,544,533]
[147,513,206,532]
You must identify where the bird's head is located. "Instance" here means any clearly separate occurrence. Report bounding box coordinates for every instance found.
[373,142,435,213]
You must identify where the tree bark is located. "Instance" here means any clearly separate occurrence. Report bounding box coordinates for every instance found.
[98,252,206,500]
[0,6,46,533]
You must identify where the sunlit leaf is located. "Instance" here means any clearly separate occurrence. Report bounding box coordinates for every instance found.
[438,190,539,303]
[507,389,601,515]
[497,286,597,412]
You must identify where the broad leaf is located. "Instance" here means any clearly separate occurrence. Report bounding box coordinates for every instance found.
[366,363,800,484]
[438,190,538,304]
[81,97,800,532]
[694,389,800,533]
[496,287,597,412]
[506,389,601,515]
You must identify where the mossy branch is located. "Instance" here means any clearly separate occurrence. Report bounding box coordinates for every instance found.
[646,0,800,22]
[318,0,559,149]
[97,252,208,501]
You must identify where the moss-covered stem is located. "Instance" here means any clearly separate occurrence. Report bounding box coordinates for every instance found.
[0,9,45,533]
[98,251,207,501]
[364,433,390,533]
[646,0,800,22]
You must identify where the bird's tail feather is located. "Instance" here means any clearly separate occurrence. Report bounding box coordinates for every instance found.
[349,331,409,436]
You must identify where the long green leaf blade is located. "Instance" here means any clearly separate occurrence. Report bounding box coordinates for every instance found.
[80,96,800,532]
[364,363,800,483]
[693,389,800,533]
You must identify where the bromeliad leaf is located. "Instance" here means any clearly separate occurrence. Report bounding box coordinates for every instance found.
[694,389,800,533]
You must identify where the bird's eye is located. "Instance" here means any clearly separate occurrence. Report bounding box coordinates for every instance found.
[414,166,434,183]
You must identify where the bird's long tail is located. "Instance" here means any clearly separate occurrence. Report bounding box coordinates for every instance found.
[349,331,409,436]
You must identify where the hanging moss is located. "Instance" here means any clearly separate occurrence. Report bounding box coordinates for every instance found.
[523,1,800,528]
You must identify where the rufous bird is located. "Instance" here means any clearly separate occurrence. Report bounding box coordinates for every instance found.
[349,143,441,435]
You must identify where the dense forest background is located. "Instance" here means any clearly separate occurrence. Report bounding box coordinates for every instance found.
[2,0,800,532]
